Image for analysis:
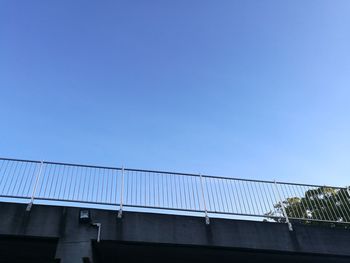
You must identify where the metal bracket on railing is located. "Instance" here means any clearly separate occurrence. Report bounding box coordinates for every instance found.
[199,173,210,225]
[117,167,124,219]
[273,180,293,231]
[26,160,44,212]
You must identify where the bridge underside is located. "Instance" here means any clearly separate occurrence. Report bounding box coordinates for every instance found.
[93,241,350,263]
[0,235,57,263]
[0,236,348,263]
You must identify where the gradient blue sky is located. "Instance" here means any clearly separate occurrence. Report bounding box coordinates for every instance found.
[1,1,349,186]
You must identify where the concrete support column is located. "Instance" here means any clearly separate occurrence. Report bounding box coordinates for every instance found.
[55,238,93,263]
[54,207,98,263]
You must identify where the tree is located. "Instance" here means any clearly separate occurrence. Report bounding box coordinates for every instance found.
[265,186,350,228]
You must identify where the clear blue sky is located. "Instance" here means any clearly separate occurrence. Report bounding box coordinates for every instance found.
[1,1,349,186]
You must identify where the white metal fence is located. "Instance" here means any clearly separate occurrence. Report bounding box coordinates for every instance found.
[0,157,349,227]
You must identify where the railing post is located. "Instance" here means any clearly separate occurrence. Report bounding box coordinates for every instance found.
[273,180,293,231]
[26,160,44,212]
[199,173,210,225]
[347,186,350,198]
[117,166,124,218]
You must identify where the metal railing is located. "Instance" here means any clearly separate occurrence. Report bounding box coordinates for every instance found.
[0,157,349,227]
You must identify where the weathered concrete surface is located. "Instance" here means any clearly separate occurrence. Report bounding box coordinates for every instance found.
[0,202,349,262]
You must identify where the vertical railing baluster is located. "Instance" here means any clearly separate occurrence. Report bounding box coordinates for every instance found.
[273,181,293,231]
[199,174,210,225]
[26,160,44,212]
[118,167,125,218]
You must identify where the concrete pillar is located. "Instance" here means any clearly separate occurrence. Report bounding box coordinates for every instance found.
[54,207,98,263]
[55,238,94,263]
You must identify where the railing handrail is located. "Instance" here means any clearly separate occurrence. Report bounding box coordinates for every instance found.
[0,156,345,189]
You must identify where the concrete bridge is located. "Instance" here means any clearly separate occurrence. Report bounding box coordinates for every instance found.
[0,201,349,263]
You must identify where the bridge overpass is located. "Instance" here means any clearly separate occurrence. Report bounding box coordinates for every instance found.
[0,157,349,262]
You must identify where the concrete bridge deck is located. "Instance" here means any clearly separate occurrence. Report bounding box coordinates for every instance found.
[0,202,349,262]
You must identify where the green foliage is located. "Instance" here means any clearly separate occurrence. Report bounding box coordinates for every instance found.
[265,186,350,228]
